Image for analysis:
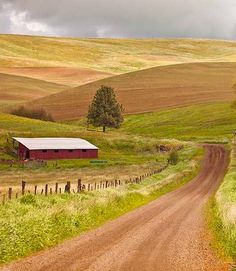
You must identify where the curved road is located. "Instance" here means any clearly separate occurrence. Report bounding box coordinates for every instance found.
[2,145,230,271]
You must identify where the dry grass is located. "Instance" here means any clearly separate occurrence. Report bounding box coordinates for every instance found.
[1,35,236,73]
[0,72,67,109]
[29,62,236,120]
[0,67,112,87]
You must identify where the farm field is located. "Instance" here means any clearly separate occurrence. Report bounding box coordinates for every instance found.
[0,73,67,110]
[1,35,236,73]
[29,62,236,120]
[0,67,113,88]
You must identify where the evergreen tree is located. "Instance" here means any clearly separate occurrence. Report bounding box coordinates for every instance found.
[87,85,124,132]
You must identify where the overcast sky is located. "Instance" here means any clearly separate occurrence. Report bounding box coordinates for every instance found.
[1,0,236,39]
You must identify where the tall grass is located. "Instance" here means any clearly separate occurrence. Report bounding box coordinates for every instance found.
[0,145,203,264]
[208,139,236,262]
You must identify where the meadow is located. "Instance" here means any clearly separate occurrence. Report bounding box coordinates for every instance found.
[0,112,181,188]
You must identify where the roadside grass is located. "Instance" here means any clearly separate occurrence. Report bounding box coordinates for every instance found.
[207,139,236,264]
[122,102,235,142]
[0,144,203,264]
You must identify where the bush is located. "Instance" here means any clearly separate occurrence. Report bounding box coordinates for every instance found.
[168,151,179,165]
[11,106,54,122]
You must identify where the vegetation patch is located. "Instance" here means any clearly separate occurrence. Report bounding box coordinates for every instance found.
[208,139,236,263]
[0,145,203,264]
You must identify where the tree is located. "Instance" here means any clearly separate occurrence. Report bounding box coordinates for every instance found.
[87,85,124,132]
[168,151,179,165]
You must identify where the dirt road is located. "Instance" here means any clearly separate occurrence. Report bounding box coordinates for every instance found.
[2,145,230,271]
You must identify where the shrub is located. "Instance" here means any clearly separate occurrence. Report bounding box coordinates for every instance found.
[168,151,179,165]
[11,106,54,122]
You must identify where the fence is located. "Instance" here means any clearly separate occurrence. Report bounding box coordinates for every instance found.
[0,163,169,204]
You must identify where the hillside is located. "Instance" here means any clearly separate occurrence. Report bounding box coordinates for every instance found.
[1,35,236,73]
[29,62,236,120]
[0,73,67,110]
[0,67,112,87]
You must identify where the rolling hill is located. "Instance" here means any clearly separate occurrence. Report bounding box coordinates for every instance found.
[0,67,112,88]
[1,34,236,74]
[29,62,236,120]
[0,73,68,110]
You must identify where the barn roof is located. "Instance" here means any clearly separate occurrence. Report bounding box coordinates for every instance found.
[13,137,98,150]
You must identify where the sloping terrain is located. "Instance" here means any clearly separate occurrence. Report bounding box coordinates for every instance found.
[0,67,112,87]
[29,62,236,120]
[1,35,236,73]
[0,73,67,110]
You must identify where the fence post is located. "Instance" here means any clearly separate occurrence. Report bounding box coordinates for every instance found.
[77,179,81,193]
[15,193,18,199]
[65,182,71,193]
[34,185,37,195]
[55,183,58,194]
[105,181,108,188]
[8,188,12,200]
[94,182,97,191]
[59,187,62,194]
[88,183,90,191]
[22,181,26,195]
[45,184,48,196]
[50,188,52,194]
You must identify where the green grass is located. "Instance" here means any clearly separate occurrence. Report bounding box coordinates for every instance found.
[0,144,202,264]
[122,102,236,142]
[1,35,236,73]
[208,139,236,263]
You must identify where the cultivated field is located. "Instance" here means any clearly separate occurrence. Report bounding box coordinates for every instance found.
[29,62,236,120]
[0,67,112,87]
[0,73,67,110]
[1,35,236,73]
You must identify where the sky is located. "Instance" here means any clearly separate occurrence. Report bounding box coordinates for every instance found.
[1,0,236,39]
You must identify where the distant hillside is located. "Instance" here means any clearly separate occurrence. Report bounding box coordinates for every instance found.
[0,73,67,110]
[1,35,236,73]
[29,62,236,120]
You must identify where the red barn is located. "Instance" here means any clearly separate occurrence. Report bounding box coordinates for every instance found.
[13,137,98,160]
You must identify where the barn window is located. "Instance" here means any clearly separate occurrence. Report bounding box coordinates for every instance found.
[82,149,87,153]
[54,150,59,153]
[42,150,47,153]
[68,150,73,152]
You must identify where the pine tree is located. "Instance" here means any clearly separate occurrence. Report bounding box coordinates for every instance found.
[87,85,124,132]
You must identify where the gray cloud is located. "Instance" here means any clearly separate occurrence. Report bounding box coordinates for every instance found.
[1,0,236,39]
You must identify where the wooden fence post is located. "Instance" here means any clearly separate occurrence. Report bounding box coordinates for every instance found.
[88,183,90,191]
[34,185,37,195]
[45,184,48,196]
[50,188,52,194]
[105,181,108,188]
[55,183,58,194]
[59,188,62,194]
[22,181,26,195]
[15,193,18,199]
[65,182,71,193]
[77,179,81,193]
[8,188,12,200]
[94,183,97,191]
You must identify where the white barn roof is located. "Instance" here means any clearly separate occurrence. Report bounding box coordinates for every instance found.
[13,137,98,150]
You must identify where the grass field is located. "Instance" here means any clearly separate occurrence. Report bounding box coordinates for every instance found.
[1,35,236,73]
[207,139,236,263]
[0,144,202,264]
[0,72,67,110]
[0,112,184,188]
[122,102,236,142]
[29,62,236,120]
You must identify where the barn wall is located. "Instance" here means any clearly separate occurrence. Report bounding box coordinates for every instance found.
[18,143,29,160]
[29,149,98,160]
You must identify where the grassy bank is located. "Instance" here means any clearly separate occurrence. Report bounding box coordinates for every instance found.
[208,139,236,263]
[122,103,235,142]
[0,144,203,264]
